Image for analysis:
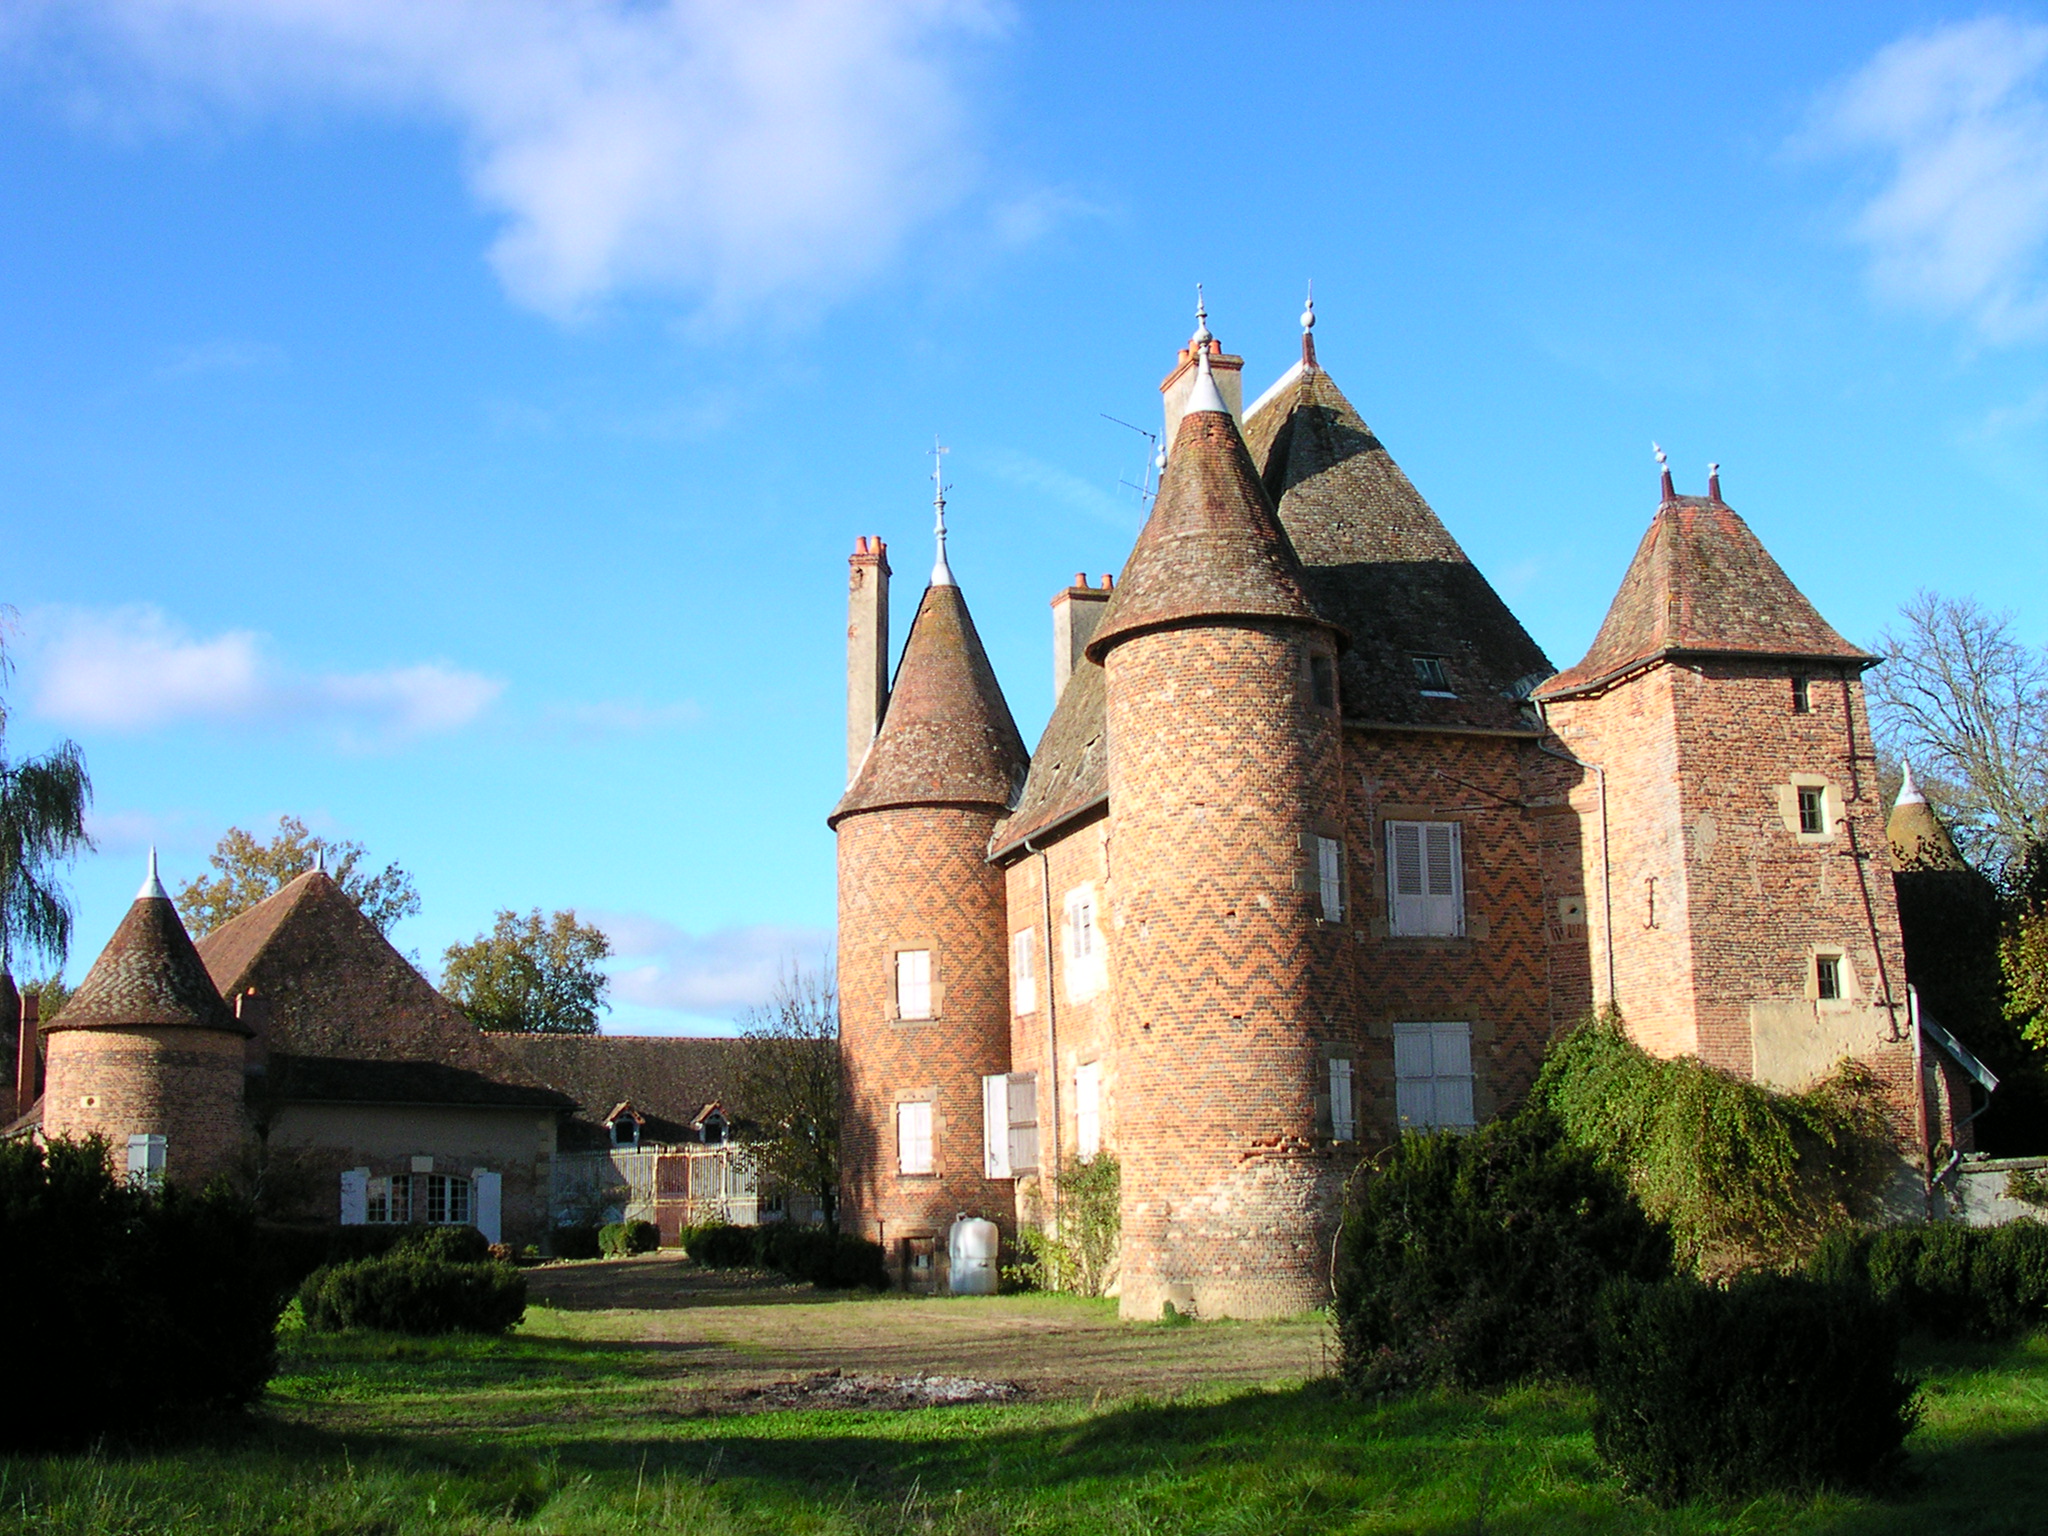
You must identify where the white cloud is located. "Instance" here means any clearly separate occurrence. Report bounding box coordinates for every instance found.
[22,604,503,742]
[543,699,705,737]
[596,912,831,1016]
[981,447,1138,531]
[1809,16,2048,340]
[31,0,1006,322]
[157,338,286,378]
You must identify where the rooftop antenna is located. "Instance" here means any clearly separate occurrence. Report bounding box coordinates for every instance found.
[1102,413,1162,506]
[929,437,954,587]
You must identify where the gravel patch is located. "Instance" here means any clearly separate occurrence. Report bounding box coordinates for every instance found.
[727,1368,1023,1411]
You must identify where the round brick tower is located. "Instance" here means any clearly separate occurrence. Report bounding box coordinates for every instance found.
[41,852,250,1184]
[830,501,1029,1289]
[1086,335,1349,1320]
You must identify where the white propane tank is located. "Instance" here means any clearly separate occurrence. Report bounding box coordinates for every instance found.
[948,1214,1000,1295]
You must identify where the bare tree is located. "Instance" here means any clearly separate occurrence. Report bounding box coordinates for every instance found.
[733,963,840,1236]
[1869,590,2048,883]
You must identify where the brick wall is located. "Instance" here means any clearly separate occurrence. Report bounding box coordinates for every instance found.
[42,1026,247,1184]
[836,803,1017,1284]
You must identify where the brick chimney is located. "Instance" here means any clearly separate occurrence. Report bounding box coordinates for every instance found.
[1052,574,1114,698]
[15,993,39,1120]
[238,987,272,1076]
[847,536,891,784]
[1160,343,1244,449]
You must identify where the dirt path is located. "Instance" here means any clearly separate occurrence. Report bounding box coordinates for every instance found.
[524,1255,1332,1402]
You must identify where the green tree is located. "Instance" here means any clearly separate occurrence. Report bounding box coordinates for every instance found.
[733,964,841,1235]
[0,619,93,980]
[442,909,611,1034]
[176,815,419,937]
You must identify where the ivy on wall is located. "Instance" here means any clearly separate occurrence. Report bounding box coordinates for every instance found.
[1010,1154,1121,1296]
[1534,1014,1895,1277]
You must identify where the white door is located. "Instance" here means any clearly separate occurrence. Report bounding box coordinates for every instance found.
[472,1168,503,1245]
[340,1167,369,1226]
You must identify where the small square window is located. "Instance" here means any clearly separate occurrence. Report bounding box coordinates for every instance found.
[1816,954,1843,1001]
[1792,677,1812,714]
[1411,655,1454,695]
[1797,785,1826,836]
[1309,652,1338,711]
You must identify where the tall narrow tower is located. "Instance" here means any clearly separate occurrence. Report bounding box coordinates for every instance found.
[830,471,1029,1286]
[1087,325,1349,1320]
[1535,466,1919,1142]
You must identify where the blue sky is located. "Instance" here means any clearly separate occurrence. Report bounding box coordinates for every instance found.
[3,2,2046,1032]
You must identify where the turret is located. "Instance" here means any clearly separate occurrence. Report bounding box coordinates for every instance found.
[830,463,1029,1288]
[1086,308,1348,1319]
[40,850,250,1184]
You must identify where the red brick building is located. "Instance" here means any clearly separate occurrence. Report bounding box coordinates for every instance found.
[836,300,1965,1314]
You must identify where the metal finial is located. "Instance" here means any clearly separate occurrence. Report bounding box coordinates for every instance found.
[138,846,169,901]
[1898,759,1927,805]
[1653,442,1668,470]
[1301,280,1315,332]
[314,847,326,875]
[1193,283,1211,348]
[929,437,954,587]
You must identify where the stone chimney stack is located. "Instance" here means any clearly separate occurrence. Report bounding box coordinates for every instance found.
[847,536,891,784]
[1052,574,1114,698]
[15,993,39,1119]
[238,987,272,1076]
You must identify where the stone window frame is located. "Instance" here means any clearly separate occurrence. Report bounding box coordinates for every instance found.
[1777,775,1842,845]
[1063,884,1106,1002]
[1791,675,1813,715]
[1393,1021,1478,1130]
[1011,926,1038,1017]
[895,1095,937,1177]
[889,937,944,1022]
[1384,818,1467,937]
[1807,944,1856,1010]
[1316,1049,1358,1142]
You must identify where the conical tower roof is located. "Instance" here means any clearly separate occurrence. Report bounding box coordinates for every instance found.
[1244,349,1551,729]
[47,859,243,1035]
[1536,490,1874,700]
[1888,762,1967,871]
[1087,362,1327,663]
[830,581,1028,825]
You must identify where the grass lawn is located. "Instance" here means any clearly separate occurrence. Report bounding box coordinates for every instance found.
[7,1271,2048,1534]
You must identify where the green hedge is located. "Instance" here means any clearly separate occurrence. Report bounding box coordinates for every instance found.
[1594,1275,1919,1504]
[0,1139,280,1449]
[254,1222,493,1302]
[600,1219,660,1257]
[551,1223,602,1259]
[1334,1111,1669,1394]
[299,1255,527,1335]
[684,1222,887,1289]
[1811,1220,2048,1338]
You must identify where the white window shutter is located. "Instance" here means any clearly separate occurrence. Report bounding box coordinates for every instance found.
[1317,836,1343,922]
[1431,1021,1473,1078]
[340,1167,370,1226]
[473,1168,502,1245]
[1007,1072,1040,1173]
[983,1073,1011,1178]
[1012,929,1035,1016]
[1330,1057,1355,1141]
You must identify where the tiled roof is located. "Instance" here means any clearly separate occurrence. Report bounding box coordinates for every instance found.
[195,870,504,1076]
[1888,797,1966,872]
[46,893,243,1035]
[1538,495,1873,699]
[1085,406,1328,662]
[990,657,1108,858]
[485,1032,755,1149]
[1245,360,1552,730]
[264,1052,573,1110]
[830,582,1029,826]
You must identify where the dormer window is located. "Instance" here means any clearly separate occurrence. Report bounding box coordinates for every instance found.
[1412,655,1455,697]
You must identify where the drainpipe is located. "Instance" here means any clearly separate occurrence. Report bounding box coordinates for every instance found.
[1022,832,1062,1227]
[1837,674,1901,1038]
[1534,732,1617,1012]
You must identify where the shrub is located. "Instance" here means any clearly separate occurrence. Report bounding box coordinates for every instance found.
[1535,1014,1894,1275]
[1334,1110,1669,1394]
[299,1254,527,1335]
[1011,1156,1120,1296]
[682,1221,886,1288]
[398,1224,493,1264]
[599,1219,660,1257]
[1593,1275,1919,1503]
[1810,1220,2048,1338]
[685,1222,762,1268]
[253,1222,494,1300]
[551,1223,602,1259]
[0,1138,281,1449]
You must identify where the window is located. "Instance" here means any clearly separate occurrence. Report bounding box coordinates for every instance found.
[983,1072,1040,1177]
[1064,885,1106,1001]
[898,1100,934,1175]
[1792,676,1812,714]
[1012,928,1037,1016]
[1797,785,1826,836]
[1075,1061,1102,1158]
[125,1133,166,1187]
[1329,1057,1355,1142]
[609,1114,640,1148]
[1411,655,1455,696]
[1394,1022,1477,1130]
[1309,652,1338,711]
[1816,954,1843,1002]
[1386,821,1464,937]
[1316,835,1344,922]
[366,1173,412,1224]
[425,1173,473,1225]
[896,949,932,1020]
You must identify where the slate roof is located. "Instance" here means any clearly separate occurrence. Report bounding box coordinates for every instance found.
[830,581,1029,826]
[1244,356,1553,730]
[1537,494,1873,699]
[196,870,507,1077]
[1888,792,1966,873]
[485,1033,753,1150]
[265,1053,573,1111]
[1086,404,1328,662]
[990,657,1109,858]
[46,892,244,1035]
